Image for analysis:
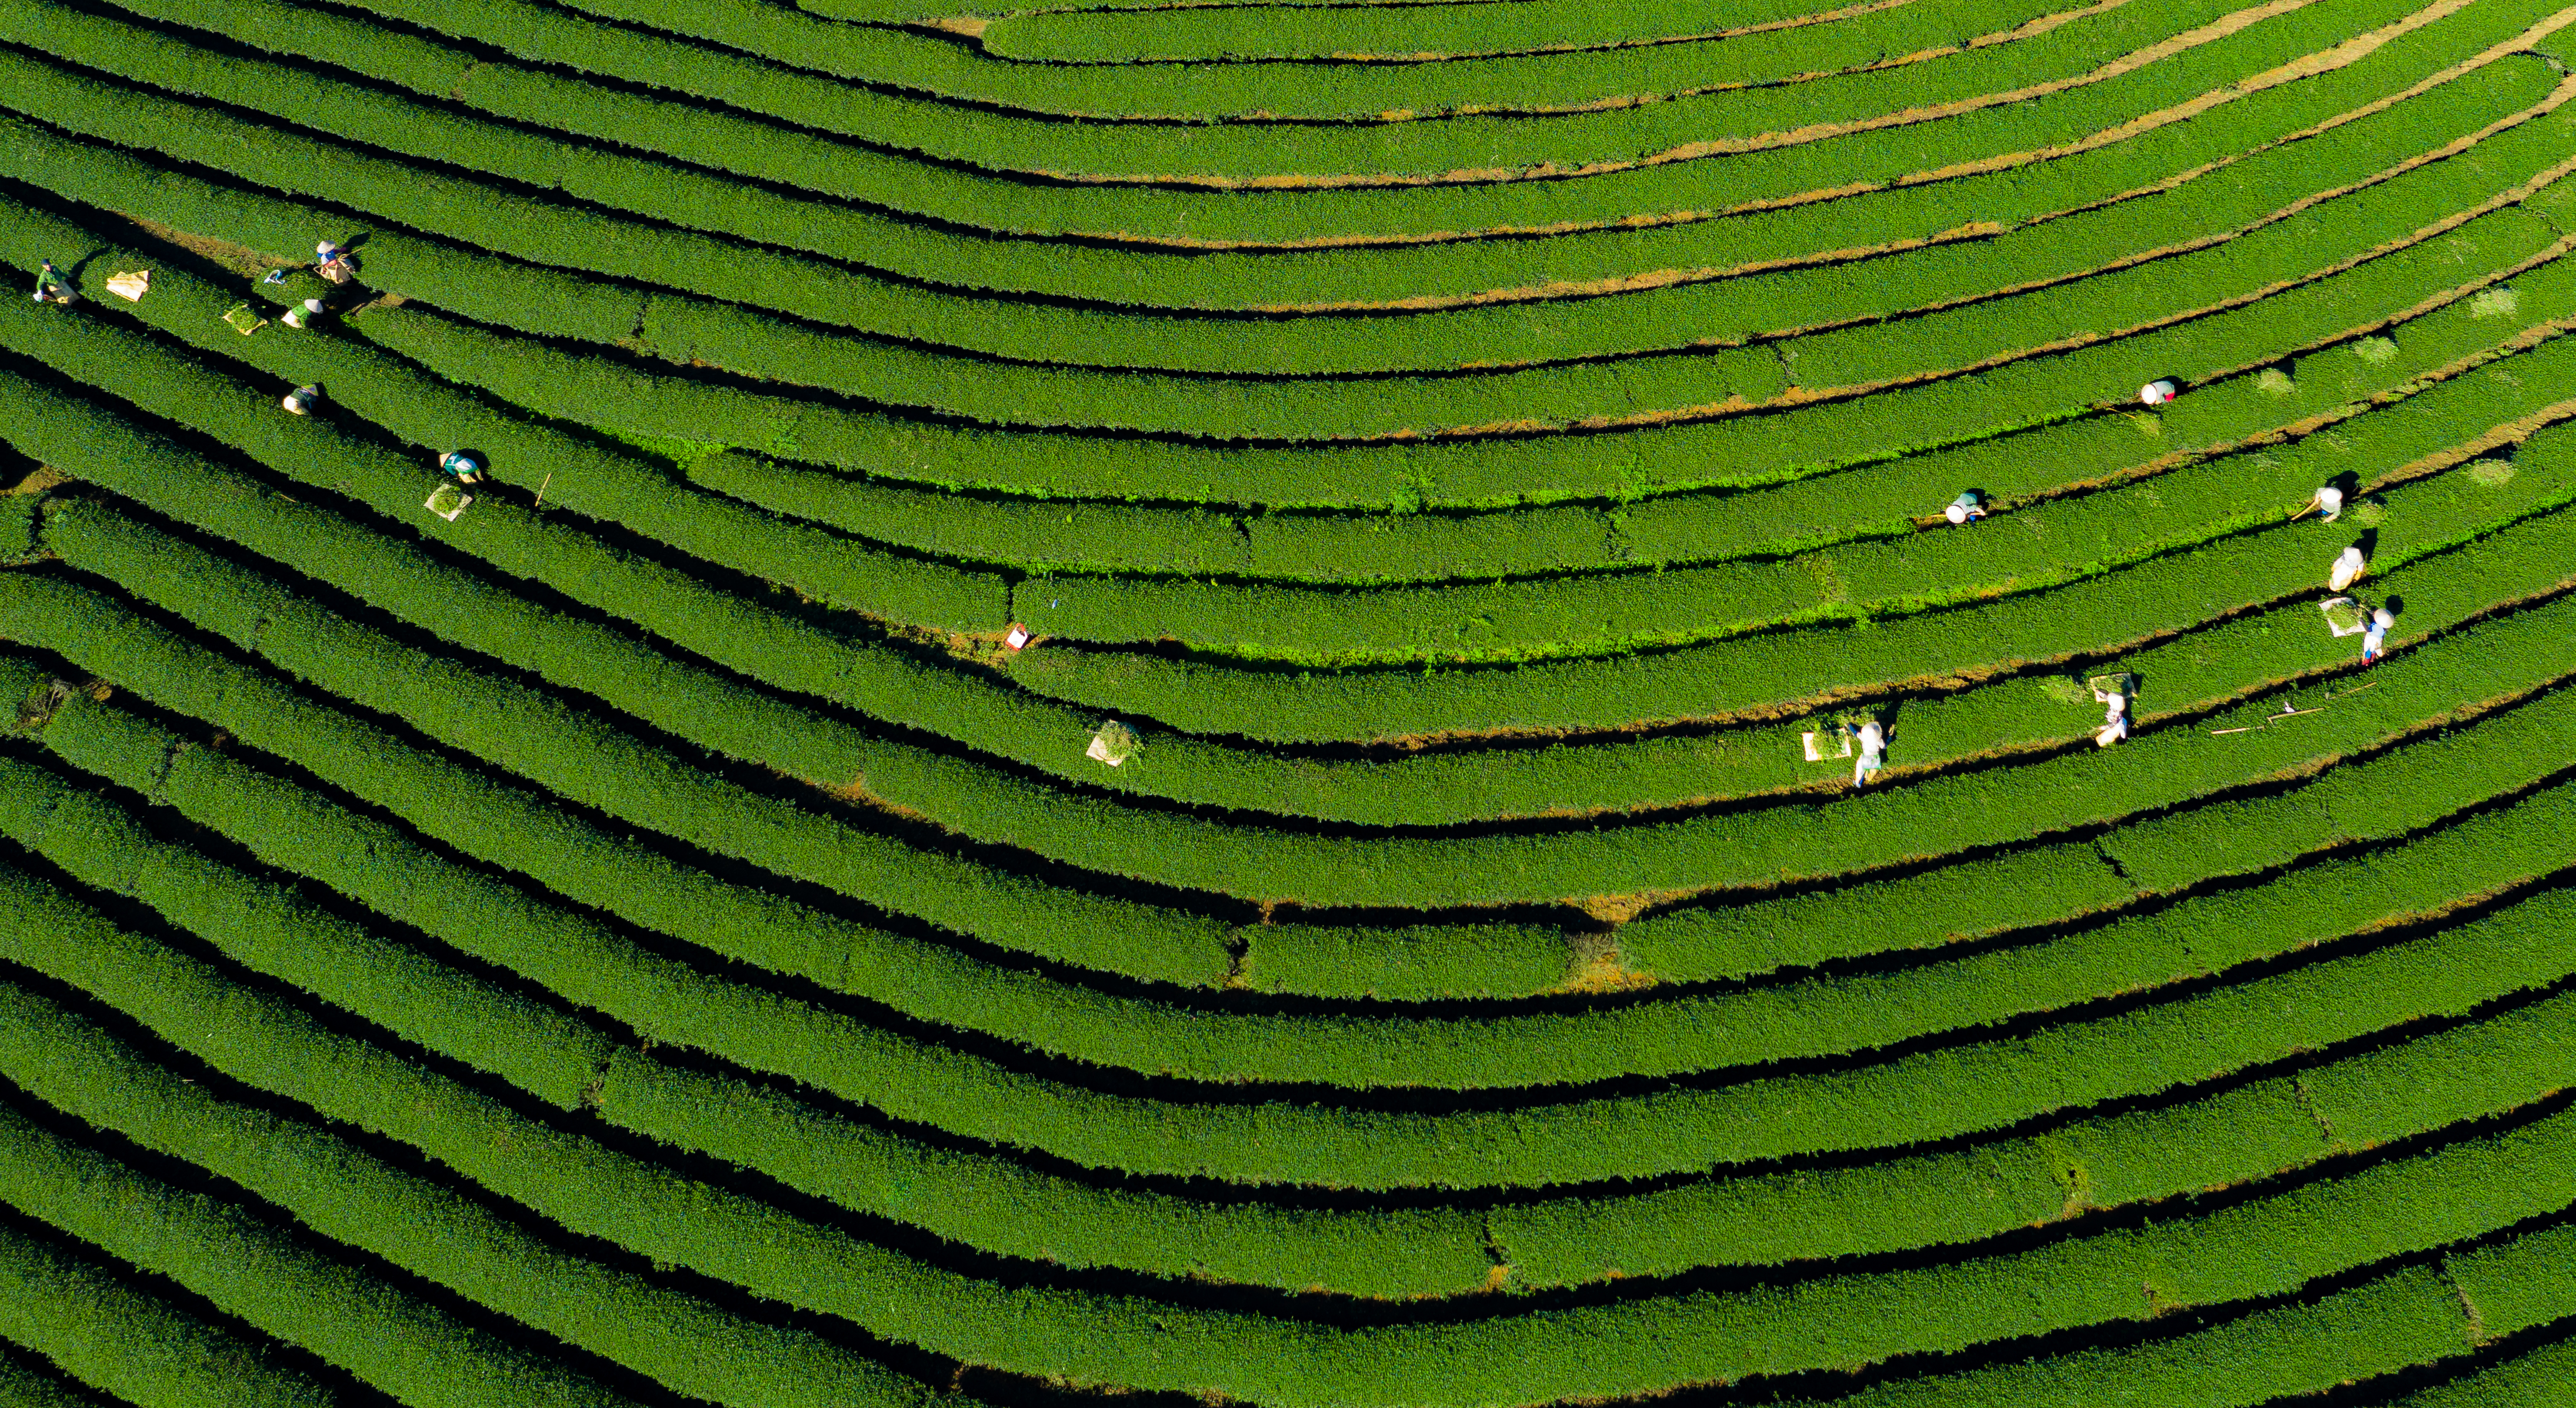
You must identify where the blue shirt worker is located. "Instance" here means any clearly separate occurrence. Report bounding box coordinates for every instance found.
[1944,491,1986,525]
[2361,607,2393,663]
[438,451,486,485]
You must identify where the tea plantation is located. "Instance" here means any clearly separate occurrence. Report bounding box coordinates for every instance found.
[3,0,2576,1400]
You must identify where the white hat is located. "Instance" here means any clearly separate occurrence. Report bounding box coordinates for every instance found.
[282,393,309,415]
[2140,379,2178,405]
[2371,608,2394,628]
[304,298,323,313]
[1944,503,1967,524]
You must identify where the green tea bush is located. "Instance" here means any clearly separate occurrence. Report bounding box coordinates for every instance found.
[0,1081,632,1408]
[18,455,2575,912]
[709,248,2576,583]
[0,0,2566,1394]
[9,845,2576,1402]
[0,944,958,1408]
[13,598,2576,1190]
[12,256,2568,854]
[1008,415,2576,741]
[0,1195,333,1408]
[36,0,2555,361]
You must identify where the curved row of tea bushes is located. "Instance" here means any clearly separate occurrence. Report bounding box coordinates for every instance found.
[419,0,2306,182]
[0,922,972,1408]
[1759,1225,2575,1408]
[709,258,2576,583]
[79,0,2227,208]
[20,39,2545,459]
[190,0,2081,137]
[960,0,2244,67]
[5,216,2576,887]
[11,565,2576,1190]
[0,204,1009,636]
[799,0,1910,69]
[29,457,2576,913]
[6,318,2568,882]
[9,555,2575,1095]
[2395,1339,2576,1407]
[1021,332,2576,660]
[6,813,2576,1403]
[12,246,2574,847]
[11,102,2566,518]
[16,648,2576,1139]
[0,553,1238,984]
[1013,416,2576,740]
[0,1101,639,1408]
[56,0,2564,375]
[0,1212,330,1408]
[13,0,2531,342]
[2,0,2570,1396]
[238,0,2572,255]
[624,0,2480,198]
[297,126,2575,443]
[353,193,2576,500]
[6,686,2576,1312]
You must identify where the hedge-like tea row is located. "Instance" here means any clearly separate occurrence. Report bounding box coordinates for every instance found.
[22,586,2576,1108]
[26,437,2571,919]
[0,742,1502,1299]
[0,745,613,1109]
[25,302,2576,1016]
[0,945,960,1408]
[0,202,1008,639]
[1771,1217,2576,1408]
[319,0,2571,258]
[0,1203,333,1408]
[66,0,2531,363]
[13,229,2576,898]
[439,0,2268,182]
[29,446,2576,912]
[12,815,2576,1403]
[329,115,2576,452]
[19,714,2576,1324]
[2395,1339,2576,1407]
[12,0,2536,393]
[18,247,2574,858]
[811,0,2081,118]
[13,859,2576,1404]
[151,0,2094,171]
[26,616,2576,1130]
[574,0,2421,193]
[1021,325,2576,661]
[0,1076,633,1408]
[8,94,2564,519]
[85,0,2153,266]
[0,552,1238,986]
[0,1355,95,1408]
[1010,409,2576,742]
[710,246,2576,585]
[15,584,2576,1192]
[4,0,2570,1395]
[0,275,1505,850]
[363,193,2576,505]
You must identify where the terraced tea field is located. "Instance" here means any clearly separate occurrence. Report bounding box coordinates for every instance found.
[4,0,2576,1400]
